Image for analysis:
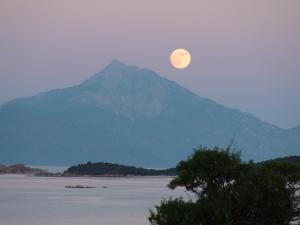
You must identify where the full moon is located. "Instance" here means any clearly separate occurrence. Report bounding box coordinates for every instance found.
[170,48,191,69]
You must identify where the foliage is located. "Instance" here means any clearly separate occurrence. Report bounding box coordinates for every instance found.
[149,146,300,225]
[149,198,196,225]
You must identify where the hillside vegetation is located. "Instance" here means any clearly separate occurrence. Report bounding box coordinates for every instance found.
[63,161,176,176]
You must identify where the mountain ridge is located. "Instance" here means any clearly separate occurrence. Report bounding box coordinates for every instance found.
[0,60,299,166]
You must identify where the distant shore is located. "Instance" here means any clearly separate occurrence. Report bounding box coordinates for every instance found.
[0,162,177,177]
[3,156,300,177]
[0,164,46,175]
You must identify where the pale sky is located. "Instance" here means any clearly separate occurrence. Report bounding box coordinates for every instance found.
[0,0,299,128]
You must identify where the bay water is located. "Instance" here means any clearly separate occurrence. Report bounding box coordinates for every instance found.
[0,174,186,225]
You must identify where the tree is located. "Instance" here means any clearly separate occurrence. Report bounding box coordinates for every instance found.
[149,146,300,225]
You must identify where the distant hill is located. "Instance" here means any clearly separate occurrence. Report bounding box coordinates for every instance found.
[262,156,300,164]
[63,156,300,176]
[0,60,299,167]
[63,161,176,176]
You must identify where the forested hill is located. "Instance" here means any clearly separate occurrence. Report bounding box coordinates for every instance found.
[63,161,176,176]
[63,156,300,176]
[263,156,300,164]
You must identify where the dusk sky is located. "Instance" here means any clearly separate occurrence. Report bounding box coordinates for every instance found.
[0,0,299,128]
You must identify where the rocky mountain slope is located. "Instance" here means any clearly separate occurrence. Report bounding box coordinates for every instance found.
[0,60,299,166]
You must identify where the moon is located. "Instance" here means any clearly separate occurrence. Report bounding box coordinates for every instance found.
[170,48,191,69]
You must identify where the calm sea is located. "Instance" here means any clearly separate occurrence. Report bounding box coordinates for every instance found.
[0,173,186,225]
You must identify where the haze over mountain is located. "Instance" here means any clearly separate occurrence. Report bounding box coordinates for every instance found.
[0,60,299,166]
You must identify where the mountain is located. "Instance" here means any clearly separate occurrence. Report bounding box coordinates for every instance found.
[0,60,299,167]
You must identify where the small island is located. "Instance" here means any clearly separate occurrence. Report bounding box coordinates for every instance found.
[62,161,177,176]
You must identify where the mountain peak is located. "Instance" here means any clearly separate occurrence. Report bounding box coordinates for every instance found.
[82,59,162,87]
[78,60,174,118]
[106,59,127,69]
[103,59,143,74]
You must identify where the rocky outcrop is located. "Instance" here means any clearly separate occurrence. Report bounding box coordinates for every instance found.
[0,164,46,174]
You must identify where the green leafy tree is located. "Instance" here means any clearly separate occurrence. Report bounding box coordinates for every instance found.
[149,146,300,225]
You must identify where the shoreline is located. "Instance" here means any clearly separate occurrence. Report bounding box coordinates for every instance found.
[0,173,176,179]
